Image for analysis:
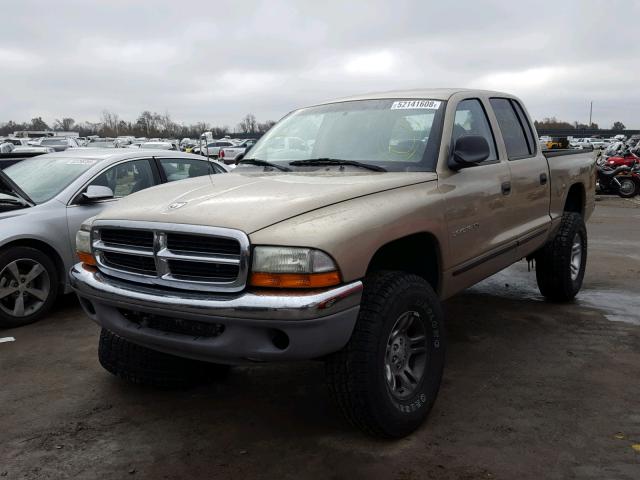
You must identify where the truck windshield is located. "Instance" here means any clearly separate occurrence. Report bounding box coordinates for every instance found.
[245,99,446,172]
[2,157,99,204]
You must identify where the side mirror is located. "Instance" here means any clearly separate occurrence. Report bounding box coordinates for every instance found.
[81,185,114,203]
[449,135,490,170]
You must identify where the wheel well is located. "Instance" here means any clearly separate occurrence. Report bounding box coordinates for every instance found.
[564,183,585,216]
[366,233,441,294]
[0,239,65,286]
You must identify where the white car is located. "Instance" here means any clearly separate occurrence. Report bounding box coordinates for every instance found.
[140,141,176,150]
[576,138,606,149]
[12,146,56,153]
[1,138,30,147]
[198,140,235,158]
[37,137,80,152]
[217,139,258,164]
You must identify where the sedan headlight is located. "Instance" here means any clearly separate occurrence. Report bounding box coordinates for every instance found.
[250,246,341,288]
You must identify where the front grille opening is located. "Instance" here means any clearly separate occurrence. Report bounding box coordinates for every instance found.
[102,252,157,275]
[167,233,241,256]
[120,309,225,338]
[168,260,239,281]
[100,229,154,249]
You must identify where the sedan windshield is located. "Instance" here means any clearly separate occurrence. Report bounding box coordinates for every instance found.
[2,157,99,204]
[245,99,445,172]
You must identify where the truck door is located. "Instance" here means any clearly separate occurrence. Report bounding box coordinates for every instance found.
[488,98,551,257]
[439,97,518,292]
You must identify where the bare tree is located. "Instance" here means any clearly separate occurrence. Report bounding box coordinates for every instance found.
[258,120,276,133]
[54,117,76,131]
[135,111,156,136]
[30,117,50,130]
[101,110,120,136]
[237,114,258,134]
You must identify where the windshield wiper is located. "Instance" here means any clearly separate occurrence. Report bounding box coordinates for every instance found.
[238,158,291,172]
[0,196,29,207]
[288,158,387,172]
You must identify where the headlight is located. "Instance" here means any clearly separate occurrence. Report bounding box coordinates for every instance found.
[75,230,91,254]
[75,219,96,266]
[250,246,341,288]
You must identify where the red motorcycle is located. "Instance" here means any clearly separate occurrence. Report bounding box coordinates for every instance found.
[600,148,640,169]
[616,163,640,198]
[597,156,640,198]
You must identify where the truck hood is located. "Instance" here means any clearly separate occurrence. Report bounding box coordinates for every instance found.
[95,171,437,233]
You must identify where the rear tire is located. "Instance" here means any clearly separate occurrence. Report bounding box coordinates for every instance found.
[325,271,445,438]
[98,328,230,389]
[617,177,638,198]
[535,212,587,301]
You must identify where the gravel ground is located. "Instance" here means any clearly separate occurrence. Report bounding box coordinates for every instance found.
[1,196,639,479]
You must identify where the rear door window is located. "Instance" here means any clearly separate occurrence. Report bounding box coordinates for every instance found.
[158,158,214,182]
[88,159,156,197]
[489,98,533,159]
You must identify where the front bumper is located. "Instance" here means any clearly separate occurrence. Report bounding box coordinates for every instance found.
[70,264,362,364]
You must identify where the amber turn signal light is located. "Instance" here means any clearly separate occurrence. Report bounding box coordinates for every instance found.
[77,251,97,267]
[249,271,341,289]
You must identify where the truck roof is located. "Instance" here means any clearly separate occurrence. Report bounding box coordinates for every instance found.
[318,88,514,105]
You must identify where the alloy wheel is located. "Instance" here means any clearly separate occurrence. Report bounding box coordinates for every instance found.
[0,259,51,317]
[570,233,583,282]
[384,311,428,400]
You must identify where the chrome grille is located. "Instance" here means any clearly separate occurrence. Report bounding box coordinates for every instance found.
[92,220,250,293]
[101,228,154,248]
[102,251,157,275]
[167,233,240,256]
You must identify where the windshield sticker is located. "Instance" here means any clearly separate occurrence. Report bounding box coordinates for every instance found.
[391,100,441,110]
[66,159,98,165]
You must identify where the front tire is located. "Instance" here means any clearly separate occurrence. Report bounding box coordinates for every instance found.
[325,271,445,438]
[0,247,59,328]
[535,212,587,301]
[98,329,230,389]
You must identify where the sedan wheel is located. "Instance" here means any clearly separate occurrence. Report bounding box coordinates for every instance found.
[0,247,59,328]
[0,259,51,317]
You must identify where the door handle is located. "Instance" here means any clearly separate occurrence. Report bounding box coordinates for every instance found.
[540,173,548,185]
[501,181,511,195]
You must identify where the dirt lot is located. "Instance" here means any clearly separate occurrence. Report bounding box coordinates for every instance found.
[2,197,640,479]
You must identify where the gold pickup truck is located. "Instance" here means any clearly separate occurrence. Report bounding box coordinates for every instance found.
[71,89,596,438]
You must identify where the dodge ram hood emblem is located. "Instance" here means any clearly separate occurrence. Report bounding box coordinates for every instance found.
[168,201,187,210]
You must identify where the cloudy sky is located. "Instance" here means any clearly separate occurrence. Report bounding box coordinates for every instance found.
[2,0,639,129]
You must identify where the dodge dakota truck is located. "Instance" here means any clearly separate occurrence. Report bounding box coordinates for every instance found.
[70,89,595,438]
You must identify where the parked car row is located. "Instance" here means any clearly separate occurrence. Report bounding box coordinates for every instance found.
[537,134,632,151]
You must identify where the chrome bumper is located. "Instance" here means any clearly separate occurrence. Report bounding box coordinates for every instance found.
[70,264,363,363]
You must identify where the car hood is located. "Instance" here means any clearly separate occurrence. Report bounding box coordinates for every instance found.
[95,170,437,233]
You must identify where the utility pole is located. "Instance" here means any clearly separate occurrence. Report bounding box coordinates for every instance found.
[589,101,593,127]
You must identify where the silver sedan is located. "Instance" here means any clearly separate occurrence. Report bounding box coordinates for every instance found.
[0,149,229,327]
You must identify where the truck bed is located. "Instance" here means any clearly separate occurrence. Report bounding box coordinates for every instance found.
[543,146,594,158]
